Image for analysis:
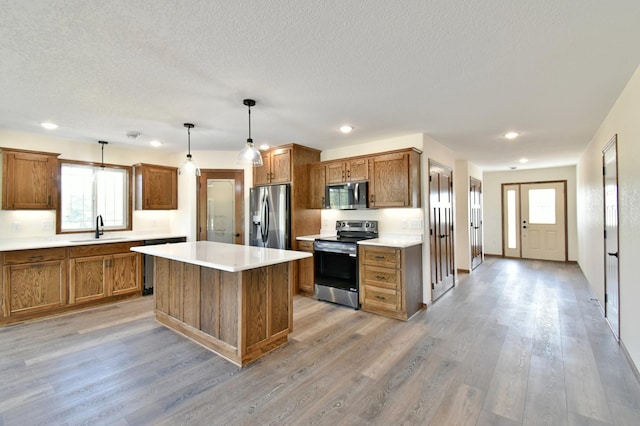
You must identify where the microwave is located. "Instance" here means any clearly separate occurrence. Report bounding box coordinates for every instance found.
[325,182,368,209]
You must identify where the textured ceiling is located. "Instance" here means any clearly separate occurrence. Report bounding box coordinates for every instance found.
[1,0,639,170]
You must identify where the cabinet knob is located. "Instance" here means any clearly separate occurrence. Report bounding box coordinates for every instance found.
[375,295,386,300]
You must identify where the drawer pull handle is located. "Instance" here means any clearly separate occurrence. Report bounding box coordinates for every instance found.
[375,295,386,300]
[29,255,44,260]
[375,275,387,280]
[374,256,385,259]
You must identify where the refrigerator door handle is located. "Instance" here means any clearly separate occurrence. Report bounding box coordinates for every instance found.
[261,193,270,244]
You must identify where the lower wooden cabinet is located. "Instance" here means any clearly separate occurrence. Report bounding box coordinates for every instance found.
[1,242,142,325]
[2,248,67,317]
[296,240,315,294]
[359,244,424,320]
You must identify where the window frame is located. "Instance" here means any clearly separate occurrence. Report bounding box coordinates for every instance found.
[56,159,133,234]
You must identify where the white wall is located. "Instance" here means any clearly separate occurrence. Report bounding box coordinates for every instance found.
[483,165,578,261]
[577,64,640,369]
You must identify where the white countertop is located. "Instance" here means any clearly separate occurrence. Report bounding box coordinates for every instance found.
[296,234,325,241]
[357,237,423,248]
[132,241,311,272]
[0,233,187,252]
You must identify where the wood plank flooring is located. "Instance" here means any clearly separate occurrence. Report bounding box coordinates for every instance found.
[1,257,640,425]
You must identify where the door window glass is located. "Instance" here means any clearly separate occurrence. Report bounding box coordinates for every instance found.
[507,189,517,249]
[528,189,556,224]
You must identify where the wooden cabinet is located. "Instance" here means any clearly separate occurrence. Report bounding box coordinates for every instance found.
[253,147,292,186]
[359,244,424,320]
[309,163,326,209]
[369,149,421,208]
[296,240,315,294]
[1,241,143,325]
[134,163,178,210]
[1,148,60,210]
[69,242,142,304]
[326,158,369,184]
[1,248,66,318]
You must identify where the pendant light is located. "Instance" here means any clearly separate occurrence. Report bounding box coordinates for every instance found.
[98,140,108,169]
[180,122,201,176]
[237,99,263,166]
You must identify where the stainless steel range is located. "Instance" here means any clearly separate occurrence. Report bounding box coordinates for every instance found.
[314,220,378,309]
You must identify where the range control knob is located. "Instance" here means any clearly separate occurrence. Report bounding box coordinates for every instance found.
[365,223,370,227]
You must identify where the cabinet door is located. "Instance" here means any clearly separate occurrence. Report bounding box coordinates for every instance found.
[141,165,177,209]
[69,256,106,304]
[296,241,314,294]
[2,151,57,210]
[309,164,326,209]
[369,153,410,207]
[253,153,271,186]
[111,252,140,296]
[325,162,346,184]
[346,158,369,181]
[270,148,292,183]
[4,260,65,315]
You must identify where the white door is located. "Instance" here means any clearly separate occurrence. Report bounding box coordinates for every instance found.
[603,135,620,339]
[503,181,566,261]
[521,182,566,261]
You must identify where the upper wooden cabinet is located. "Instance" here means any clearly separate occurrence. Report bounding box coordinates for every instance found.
[325,158,369,184]
[1,148,60,210]
[309,163,326,209]
[134,163,178,210]
[369,149,421,208]
[253,147,292,186]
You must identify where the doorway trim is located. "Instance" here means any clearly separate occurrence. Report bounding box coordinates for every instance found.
[602,134,620,340]
[197,169,245,244]
[501,180,568,261]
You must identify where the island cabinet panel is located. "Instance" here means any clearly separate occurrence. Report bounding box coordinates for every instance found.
[151,256,293,367]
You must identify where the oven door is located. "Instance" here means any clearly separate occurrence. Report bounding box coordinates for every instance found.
[314,243,358,292]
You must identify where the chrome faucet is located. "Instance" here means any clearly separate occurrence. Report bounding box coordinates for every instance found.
[95,214,104,238]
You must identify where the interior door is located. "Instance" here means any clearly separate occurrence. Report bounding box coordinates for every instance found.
[502,181,566,261]
[429,160,454,301]
[198,170,244,244]
[470,177,483,270]
[603,135,620,339]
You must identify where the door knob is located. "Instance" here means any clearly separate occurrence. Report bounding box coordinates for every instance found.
[234,233,240,237]
[607,252,618,258]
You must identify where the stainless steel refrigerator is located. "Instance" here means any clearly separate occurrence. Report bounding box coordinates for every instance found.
[249,184,291,249]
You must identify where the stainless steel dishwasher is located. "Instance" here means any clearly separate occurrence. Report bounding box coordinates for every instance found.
[142,237,186,295]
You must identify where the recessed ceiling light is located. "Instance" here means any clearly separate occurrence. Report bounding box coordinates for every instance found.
[149,140,163,147]
[340,125,353,134]
[519,158,528,164]
[505,131,519,140]
[259,144,270,150]
[41,122,58,130]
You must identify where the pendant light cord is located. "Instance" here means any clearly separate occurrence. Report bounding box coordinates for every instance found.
[247,104,252,142]
[187,126,192,159]
[98,141,108,169]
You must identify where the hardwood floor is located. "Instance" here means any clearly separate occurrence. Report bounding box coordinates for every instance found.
[1,257,639,425]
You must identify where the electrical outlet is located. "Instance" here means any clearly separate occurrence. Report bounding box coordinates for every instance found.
[410,220,422,230]
[401,220,408,229]
[12,222,21,233]
[42,220,54,230]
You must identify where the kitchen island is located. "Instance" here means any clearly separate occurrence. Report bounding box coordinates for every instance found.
[131,241,311,367]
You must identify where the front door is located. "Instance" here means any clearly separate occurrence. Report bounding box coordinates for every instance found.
[198,170,244,244]
[429,160,454,301]
[603,135,620,339]
[502,181,567,261]
[470,177,483,270]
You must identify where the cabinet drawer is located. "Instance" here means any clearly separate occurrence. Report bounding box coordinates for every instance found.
[3,247,67,265]
[363,285,398,311]
[361,265,400,290]
[68,241,142,258]
[361,246,400,269]
[297,240,314,252]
